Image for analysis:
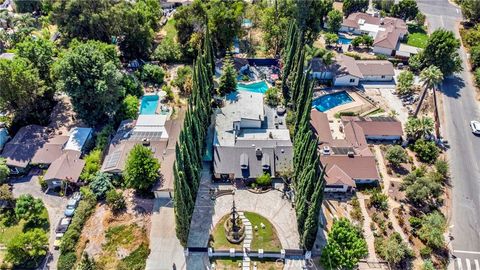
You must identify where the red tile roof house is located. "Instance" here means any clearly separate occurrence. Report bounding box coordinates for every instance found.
[339,12,408,56]
[310,110,403,193]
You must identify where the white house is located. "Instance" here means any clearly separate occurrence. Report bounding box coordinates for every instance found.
[340,12,408,56]
[311,55,394,86]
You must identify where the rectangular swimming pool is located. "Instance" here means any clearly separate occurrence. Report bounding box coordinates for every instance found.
[312,91,353,112]
[338,36,352,45]
[237,81,269,94]
[140,95,159,115]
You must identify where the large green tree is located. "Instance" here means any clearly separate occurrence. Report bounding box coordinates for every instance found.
[124,144,160,192]
[420,29,462,76]
[415,66,444,138]
[260,2,293,55]
[54,41,124,125]
[396,70,414,96]
[391,0,419,21]
[342,0,368,16]
[327,10,343,33]
[320,218,368,270]
[218,56,237,95]
[16,38,55,83]
[5,228,48,268]
[461,0,480,22]
[205,0,245,53]
[418,211,446,249]
[375,233,412,266]
[296,0,333,42]
[0,57,51,123]
[173,0,208,57]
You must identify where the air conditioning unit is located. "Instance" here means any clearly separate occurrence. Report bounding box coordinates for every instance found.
[255,148,262,157]
[322,146,331,155]
[347,151,355,157]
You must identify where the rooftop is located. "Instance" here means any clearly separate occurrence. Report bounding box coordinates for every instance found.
[64,127,93,152]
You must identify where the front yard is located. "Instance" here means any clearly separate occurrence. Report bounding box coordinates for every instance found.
[406,24,429,48]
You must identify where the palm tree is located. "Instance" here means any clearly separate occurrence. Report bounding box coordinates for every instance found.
[415,65,444,138]
[405,117,434,140]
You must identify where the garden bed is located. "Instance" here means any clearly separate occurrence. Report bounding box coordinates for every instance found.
[210,257,283,270]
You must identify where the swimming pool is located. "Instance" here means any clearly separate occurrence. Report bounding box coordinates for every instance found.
[140,95,159,115]
[312,91,353,112]
[338,36,352,45]
[237,81,269,94]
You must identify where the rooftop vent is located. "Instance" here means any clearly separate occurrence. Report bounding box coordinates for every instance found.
[347,151,355,158]
[255,148,262,158]
[142,138,150,146]
[323,146,331,155]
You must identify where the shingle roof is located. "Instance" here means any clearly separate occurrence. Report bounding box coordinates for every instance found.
[44,151,85,183]
[341,116,403,137]
[31,135,69,164]
[356,60,395,76]
[336,55,363,78]
[1,125,49,168]
[321,155,380,182]
[373,28,401,49]
[310,110,333,144]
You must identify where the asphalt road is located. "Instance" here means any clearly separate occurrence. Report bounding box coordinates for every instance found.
[417,1,480,269]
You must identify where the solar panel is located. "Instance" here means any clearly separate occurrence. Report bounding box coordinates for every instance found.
[129,131,163,141]
[104,150,121,169]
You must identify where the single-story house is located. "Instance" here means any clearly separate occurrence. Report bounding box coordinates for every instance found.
[311,55,394,86]
[0,125,92,186]
[310,110,383,193]
[102,116,173,198]
[340,12,408,56]
[43,150,86,189]
[341,116,403,141]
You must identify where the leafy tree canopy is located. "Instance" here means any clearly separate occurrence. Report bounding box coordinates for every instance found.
[0,158,9,184]
[421,29,462,76]
[124,144,160,192]
[396,70,415,96]
[327,10,343,33]
[89,172,113,199]
[342,0,368,16]
[218,56,237,95]
[385,145,408,167]
[391,0,419,21]
[6,228,48,267]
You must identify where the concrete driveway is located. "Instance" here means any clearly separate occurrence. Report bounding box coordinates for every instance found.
[11,173,68,270]
[145,198,186,270]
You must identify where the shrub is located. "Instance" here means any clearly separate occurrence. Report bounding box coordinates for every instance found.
[60,188,97,254]
[38,176,47,191]
[434,159,449,180]
[89,172,113,199]
[118,94,139,121]
[422,259,436,270]
[0,157,8,184]
[475,68,480,87]
[418,211,446,249]
[106,189,126,213]
[95,125,114,151]
[413,139,440,163]
[324,33,339,46]
[139,64,165,85]
[385,145,408,167]
[255,173,272,186]
[369,189,389,211]
[409,216,422,229]
[152,38,183,63]
[162,84,174,102]
[80,149,102,182]
[265,87,280,107]
[396,70,415,96]
[121,74,143,98]
[420,246,432,257]
[57,252,77,270]
[171,66,193,95]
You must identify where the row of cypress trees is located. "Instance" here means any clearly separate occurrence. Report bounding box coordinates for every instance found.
[282,21,326,251]
[173,27,215,246]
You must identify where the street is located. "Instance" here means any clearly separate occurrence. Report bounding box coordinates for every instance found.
[417,1,480,269]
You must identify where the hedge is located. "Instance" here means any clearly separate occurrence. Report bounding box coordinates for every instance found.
[58,188,97,270]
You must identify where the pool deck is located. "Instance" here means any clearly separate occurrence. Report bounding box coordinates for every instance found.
[314,89,375,119]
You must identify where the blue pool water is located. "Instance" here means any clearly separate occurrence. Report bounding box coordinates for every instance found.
[338,36,352,44]
[312,91,353,112]
[237,81,269,94]
[140,95,159,115]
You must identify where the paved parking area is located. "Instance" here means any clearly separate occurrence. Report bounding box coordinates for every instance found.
[11,173,68,270]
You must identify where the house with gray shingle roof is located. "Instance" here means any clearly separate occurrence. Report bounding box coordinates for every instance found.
[213,91,293,180]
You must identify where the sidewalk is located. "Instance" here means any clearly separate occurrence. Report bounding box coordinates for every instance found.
[357,193,378,262]
[146,199,186,270]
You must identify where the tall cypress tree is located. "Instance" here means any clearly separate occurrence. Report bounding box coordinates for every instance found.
[302,167,325,250]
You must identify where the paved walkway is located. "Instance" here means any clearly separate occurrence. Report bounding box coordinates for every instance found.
[239,212,252,270]
[356,193,378,262]
[145,199,186,270]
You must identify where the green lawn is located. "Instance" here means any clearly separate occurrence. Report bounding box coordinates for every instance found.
[244,212,282,252]
[406,24,428,48]
[163,19,177,41]
[210,212,282,251]
[0,216,25,245]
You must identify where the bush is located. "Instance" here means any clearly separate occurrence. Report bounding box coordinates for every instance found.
[95,125,114,151]
[413,139,440,163]
[106,189,126,213]
[121,74,143,98]
[171,66,193,95]
[475,68,480,87]
[139,64,165,85]
[434,159,449,180]
[470,45,480,69]
[118,94,139,120]
[385,145,408,167]
[152,38,183,63]
[0,157,8,184]
[255,173,272,186]
[162,84,174,102]
[369,189,389,211]
[80,149,102,182]
[57,252,77,270]
[420,246,432,257]
[89,172,113,199]
[38,176,47,191]
[60,188,97,254]
[265,87,280,107]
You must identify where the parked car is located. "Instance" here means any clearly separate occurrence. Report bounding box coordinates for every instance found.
[54,233,63,250]
[470,120,480,135]
[55,217,72,234]
[64,198,80,217]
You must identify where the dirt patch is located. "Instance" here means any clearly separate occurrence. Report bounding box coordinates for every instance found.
[77,190,153,264]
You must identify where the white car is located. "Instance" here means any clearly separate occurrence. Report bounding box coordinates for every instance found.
[470,120,480,135]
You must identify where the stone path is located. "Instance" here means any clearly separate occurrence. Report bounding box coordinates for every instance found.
[357,193,378,262]
[238,212,252,270]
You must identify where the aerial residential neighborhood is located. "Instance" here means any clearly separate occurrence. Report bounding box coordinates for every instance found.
[0,0,479,270]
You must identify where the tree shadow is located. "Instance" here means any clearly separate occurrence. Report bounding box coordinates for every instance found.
[440,75,465,99]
